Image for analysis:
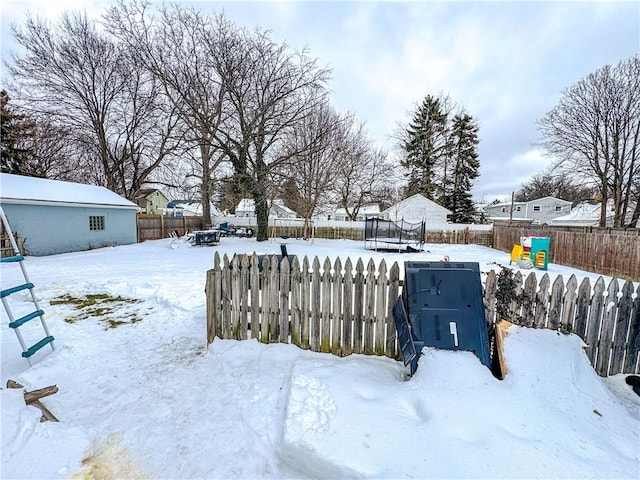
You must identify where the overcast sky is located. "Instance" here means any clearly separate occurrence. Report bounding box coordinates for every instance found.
[1,1,639,202]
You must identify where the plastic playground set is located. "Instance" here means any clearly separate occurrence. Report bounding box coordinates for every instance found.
[509,236,551,270]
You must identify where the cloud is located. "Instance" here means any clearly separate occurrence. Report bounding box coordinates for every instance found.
[2,0,638,202]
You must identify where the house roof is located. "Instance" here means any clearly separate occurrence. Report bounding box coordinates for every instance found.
[488,196,572,209]
[235,198,298,215]
[0,173,137,209]
[381,193,452,215]
[134,188,165,200]
[335,204,380,215]
[172,202,222,216]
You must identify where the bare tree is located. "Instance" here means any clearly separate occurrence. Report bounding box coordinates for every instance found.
[107,2,234,223]
[538,55,640,227]
[333,118,394,220]
[216,28,331,240]
[276,103,346,238]
[515,168,595,205]
[9,11,178,199]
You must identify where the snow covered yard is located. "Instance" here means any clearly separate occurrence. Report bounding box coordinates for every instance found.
[1,238,639,479]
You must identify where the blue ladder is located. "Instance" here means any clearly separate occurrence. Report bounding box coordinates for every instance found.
[1,207,55,366]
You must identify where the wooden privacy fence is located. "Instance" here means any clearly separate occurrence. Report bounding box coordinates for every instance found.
[136,214,204,242]
[493,224,640,281]
[206,253,640,376]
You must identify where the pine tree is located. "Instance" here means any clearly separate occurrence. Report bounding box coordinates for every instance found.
[0,90,33,175]
[401,95,449,201]
[442,113,480,223]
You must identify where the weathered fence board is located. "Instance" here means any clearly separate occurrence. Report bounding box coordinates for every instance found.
[574,278,591,338]
[561,275,577,333]
[623,284,640,373]
[596,279,619,375]
[386,262,400,358]
[205,255,640,376]
[610,281,634,375]
[585,277,605,367]
[331,258,343,355]
[343,258,354,357]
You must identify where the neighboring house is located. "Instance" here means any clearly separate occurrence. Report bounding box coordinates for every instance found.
[165,202,221,217]
[548,203,601,227]
[485,196,572,224]
[234,198,298,219]
[550,201,638,228]
[379,194,452,225]
[0,173,137,256]
[134,188,170,215]
[333,204,380,221]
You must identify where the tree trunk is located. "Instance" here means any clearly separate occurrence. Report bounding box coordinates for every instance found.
[253,160,269,242]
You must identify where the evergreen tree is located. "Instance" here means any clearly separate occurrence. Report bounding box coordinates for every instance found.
[442,113,480,223]
[0,90,33,175]
[401,95,449,200]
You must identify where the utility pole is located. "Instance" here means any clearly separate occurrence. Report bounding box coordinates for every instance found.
[509,191,514,225]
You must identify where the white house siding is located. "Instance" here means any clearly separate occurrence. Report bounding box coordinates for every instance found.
[380,194,451,224]
[486,197,572,223]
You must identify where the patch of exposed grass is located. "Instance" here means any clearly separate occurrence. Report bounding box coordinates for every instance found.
[51,293,144,328]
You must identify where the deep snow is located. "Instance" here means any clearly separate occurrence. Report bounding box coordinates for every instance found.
[1,237,638,479]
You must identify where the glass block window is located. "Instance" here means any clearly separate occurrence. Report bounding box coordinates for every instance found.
[89,216,105,231]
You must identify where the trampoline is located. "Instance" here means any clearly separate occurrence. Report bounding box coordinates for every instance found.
[364,217,426,252]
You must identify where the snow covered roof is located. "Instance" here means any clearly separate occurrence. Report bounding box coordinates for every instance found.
[172,202,222,216]
[235,198,297,215]
[488,196,572,209]
[0,173,137,209]
[381,193,452,215]
[335,204,380,215]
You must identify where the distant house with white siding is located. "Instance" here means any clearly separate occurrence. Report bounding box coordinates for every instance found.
[485,196,571,224]
[333,204,380,221]
[380,194,451,225]
[0,173,137,256]
[234,198,298,219]
[549,201,638,228]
